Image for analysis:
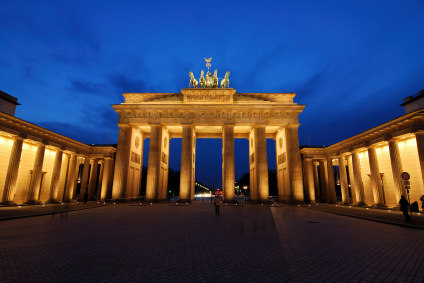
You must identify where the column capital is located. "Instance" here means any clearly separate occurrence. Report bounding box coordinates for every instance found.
[286,123,301,129]
[117,123,130,128]
[17,133,27,140]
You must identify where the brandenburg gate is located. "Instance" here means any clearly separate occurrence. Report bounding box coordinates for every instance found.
[110,61,305,203]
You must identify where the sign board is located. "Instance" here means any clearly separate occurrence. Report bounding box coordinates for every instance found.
[404,180,410,185]
[401,172,410,181]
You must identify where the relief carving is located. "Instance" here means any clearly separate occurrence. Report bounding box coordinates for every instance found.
[186,94,230,102]
[278,153,287,165]
[250,153,255,164]
[131,151,141,164]
[161,152,168,164]
[210,112,216,118]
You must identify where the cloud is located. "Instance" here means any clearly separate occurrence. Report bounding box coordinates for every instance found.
[69,80,107,95]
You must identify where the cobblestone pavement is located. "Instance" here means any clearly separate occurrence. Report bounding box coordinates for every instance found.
[1,201,423,282]
[303,203,424,228]
[0,202,108,220]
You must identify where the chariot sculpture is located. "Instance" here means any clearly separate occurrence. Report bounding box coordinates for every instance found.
[188,58,230,88]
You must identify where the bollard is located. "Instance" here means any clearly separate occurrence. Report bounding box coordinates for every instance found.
[202,197,204,203]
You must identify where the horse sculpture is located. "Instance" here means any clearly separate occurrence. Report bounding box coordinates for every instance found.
[213,70,218,88]
[199,70,206,88]
[189,71,199,88]
[220,71,230,88]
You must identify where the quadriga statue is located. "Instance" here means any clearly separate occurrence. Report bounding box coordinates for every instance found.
[189,71,199,88]
[220,71,230,88]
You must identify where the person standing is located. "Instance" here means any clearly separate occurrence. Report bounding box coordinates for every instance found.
[420,195,424,212]
[83,191,89,204]
[214,194,220,216]
[399,196,412,223]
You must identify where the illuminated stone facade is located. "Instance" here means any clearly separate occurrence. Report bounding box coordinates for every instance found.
[0,107,116,205]
[300,108,424,208]
[112,88,305,203]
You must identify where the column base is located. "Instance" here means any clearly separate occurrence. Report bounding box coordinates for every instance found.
[45,199,60,204]
[62,199,75,203]
[0,201,18,206]
[177,199,191,203]
[24,200,42,205]
[371,203,388,209]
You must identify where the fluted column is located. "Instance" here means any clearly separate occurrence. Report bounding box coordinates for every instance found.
[179,125,193,202]
[112,124,131,200]
[1,135,25,205]
[338,156,351,204]
[223,125,237,203]
[64,153,78,202]
[326,158,338,204]
[415,132,424,190]
[99,157,112,201]
[78,156,90,199]
[312,162,320,201]
[88,158,99,201]
[318,160,329,202]
[46,149,63,203]
[352,150,366,205]
[305,158,316,204]
[97,160,105,200]
[388,139,406,201]
[146,125,161,201]
[286,125,304,203]
[346,155,357,205]
[26,142,47,204]
[256,126,269,203]
[367,146,386,206]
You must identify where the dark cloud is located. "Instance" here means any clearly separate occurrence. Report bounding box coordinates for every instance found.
[69,80,107,95]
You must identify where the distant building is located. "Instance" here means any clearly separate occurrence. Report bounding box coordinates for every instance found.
[401,89,424,114]
[0,90,20,116]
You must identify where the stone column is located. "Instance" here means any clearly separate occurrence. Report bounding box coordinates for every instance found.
[285,125,304,203]
[112,124,131,200]
[64,153,78,202]
[78,156,91,200]
[367,146,386,206]
[97,160,105,200]
[312,162,320,201]
[351,150,366,205]
[338,155,351,204]
[256,126,269,203]
[346,155,357,205]
[388,139,406,201]
[46,149,63,203]
[326,158,338,204]
[305,158,316,204]
[99,157,112,201]
[318,160,329,202]
[88,159,99,201]
[179,125,193,202]
[146,125,161,201]
[416,131,424,189]
[1,135,25,205]
[223,125,235,203]
[26,142,47,204]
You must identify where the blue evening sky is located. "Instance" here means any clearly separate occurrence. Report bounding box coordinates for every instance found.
[1,0,423,188]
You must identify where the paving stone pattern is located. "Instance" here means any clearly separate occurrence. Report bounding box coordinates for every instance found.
[1,201,423,282]
[304,203,424,228]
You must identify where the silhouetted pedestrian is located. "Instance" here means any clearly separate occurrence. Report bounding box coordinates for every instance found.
[319,195,322,203]
[83,192,88,204]
[214,195,220,215]
[399,196,412,223]
[420,195,424,211]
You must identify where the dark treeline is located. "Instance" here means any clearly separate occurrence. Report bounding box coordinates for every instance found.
[235,169,277,197]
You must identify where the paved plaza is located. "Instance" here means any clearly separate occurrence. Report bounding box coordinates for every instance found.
[1,200,424,283]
